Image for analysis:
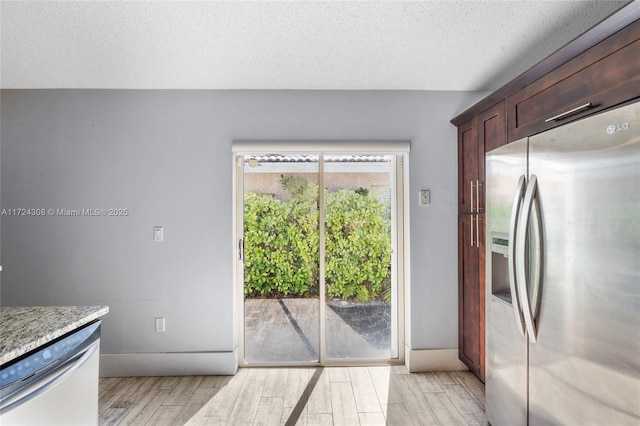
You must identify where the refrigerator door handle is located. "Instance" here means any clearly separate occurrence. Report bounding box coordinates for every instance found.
[517,174,542,343]
[530,185,544,336]
[508,175,527,336]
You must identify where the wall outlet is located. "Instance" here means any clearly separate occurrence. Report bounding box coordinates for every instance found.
[155,317,166,332]
[419,189,430,206]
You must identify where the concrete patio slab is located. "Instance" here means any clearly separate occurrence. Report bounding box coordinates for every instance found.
[244,298,391,363]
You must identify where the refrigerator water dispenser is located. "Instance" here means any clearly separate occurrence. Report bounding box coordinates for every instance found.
[490,232,512,304]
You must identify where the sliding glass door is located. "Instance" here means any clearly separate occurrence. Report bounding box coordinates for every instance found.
[241,154,320,363]
[323,155,396,359]
[237,152,403,365]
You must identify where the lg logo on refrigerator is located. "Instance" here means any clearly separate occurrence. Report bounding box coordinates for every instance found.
[606,122,630,134]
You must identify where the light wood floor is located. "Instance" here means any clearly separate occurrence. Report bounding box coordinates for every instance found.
[99,366,485,426]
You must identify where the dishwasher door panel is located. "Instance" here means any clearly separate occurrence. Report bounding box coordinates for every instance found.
[0,341,99,426]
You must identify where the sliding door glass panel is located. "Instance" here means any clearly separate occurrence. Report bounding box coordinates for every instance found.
[324,155,395,359]
[243,154,320,363]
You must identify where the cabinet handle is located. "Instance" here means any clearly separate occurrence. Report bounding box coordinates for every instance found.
[470,181,474,213]
[470,216,475,247]
[476,215,480,248]
[544,103,592,123]
[476,180,481,213]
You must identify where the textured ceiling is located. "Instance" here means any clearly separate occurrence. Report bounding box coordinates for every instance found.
[0,1,630,91]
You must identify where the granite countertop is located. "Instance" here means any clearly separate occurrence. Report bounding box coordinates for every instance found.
[0,305,109,365]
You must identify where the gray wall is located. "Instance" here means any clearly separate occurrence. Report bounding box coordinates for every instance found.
[0,89,486,366]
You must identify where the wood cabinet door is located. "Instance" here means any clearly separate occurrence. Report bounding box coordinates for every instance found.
[458,214,481,378]
[458,117,478,214]
[457,103,504,382]
[477,101,506,214]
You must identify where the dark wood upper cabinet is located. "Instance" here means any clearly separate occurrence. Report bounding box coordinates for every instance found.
[477,102,506,212]
[508,20,640,142]
[458,102,506,216]
[457,118,478,214]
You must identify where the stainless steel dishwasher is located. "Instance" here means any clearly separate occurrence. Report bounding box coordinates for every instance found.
[0,321,101,425]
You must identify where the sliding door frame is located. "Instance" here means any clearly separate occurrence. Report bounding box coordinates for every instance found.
[233,142,409,368]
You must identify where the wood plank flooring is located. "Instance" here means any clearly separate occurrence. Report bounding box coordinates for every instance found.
[99,367,485,426]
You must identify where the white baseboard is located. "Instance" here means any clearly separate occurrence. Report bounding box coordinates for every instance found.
[99,350,238,377]
[405,348,468,373]
[100,348,464,376]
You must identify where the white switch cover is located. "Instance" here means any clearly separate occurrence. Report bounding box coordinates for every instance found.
[153,226,163,242]
[155,317,166,332]
[419,190,431,206]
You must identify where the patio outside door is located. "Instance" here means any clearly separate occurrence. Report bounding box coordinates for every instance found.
[236,151,404,365]
[241,154,321,363]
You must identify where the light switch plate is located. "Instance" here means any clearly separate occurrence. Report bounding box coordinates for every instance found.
[153,226,163,242]
[419,190,430,206]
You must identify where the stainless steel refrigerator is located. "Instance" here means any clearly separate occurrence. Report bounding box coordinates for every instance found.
[485,101,640,425]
